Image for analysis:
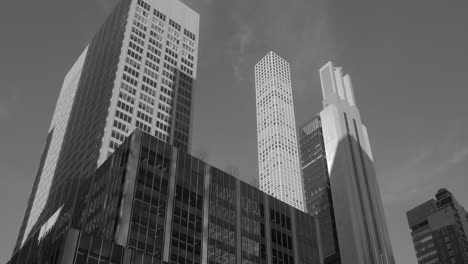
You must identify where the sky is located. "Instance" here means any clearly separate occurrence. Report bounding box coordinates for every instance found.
[0,0,467,263]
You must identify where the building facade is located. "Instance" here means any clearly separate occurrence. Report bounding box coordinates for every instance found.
[299,116,340,264]
[407,188,468,264]
[8,130,323,264]
[14,0,199,253]
[311,61,394,264]
[254,51,304,210]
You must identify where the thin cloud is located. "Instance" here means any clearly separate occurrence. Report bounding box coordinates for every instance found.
[448,147,468,164]
[232,22,253,81]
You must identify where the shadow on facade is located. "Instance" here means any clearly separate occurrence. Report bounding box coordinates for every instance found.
[327,136,394,264]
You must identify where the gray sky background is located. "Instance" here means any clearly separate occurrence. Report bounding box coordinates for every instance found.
[0,0,467,263]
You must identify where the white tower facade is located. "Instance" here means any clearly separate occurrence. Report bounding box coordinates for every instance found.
[319,61,395,264]
[254,51,304,210]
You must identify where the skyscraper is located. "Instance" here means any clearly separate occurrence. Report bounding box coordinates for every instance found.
[14,0,199,253]
[8,130,323,264]
[299,116,340,264]
[407,188,468,264]
[302,61,395,264]
[254,51,304,210]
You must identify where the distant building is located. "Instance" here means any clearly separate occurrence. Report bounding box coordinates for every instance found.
[299,116,340,264]
[8,130,323,264]
[254,51,304,210]
[14,0,199,253]
[298,61,395,264]
[407,188,468,264]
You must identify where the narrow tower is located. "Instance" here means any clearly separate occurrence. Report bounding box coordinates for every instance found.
[254,51,304,210]
[313,61,395,264]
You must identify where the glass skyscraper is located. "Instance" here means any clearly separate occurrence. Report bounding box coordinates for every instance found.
[299,61,395,264]
[407,189,468,263]
[254,52,304,211]
[299,116,340,264]
[8,130,323,264]
[14,0,199,254]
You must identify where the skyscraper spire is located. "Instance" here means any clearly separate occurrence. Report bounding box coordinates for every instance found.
[300,61,395,264]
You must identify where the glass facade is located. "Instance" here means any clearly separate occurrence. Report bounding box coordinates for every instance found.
[8,130,322,264]
[299,116,340,264]
[14,0,199,254]
[14,0,132,250]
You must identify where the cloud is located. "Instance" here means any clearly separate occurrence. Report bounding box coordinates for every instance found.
[232,22,253,81]
[448,147,468,164]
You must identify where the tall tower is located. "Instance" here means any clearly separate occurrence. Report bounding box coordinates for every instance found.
[314,61,395,264]
[254,51,304,210]
[14,0,199,252]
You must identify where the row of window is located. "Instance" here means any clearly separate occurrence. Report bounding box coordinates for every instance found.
[111,130,126,142]
[121,82,136,95]
[126,56,141,70]
[117,100,134,114]
[157,112,170,124]
[114,120,128,133]
[144,67,158,80]
[115,110,132,123]
[183,28,196,41]
[159,94,172,106]
[119,91,135,104]
[156,121,170,133]
[137,111,152,124]
[131,33,145,47]
[145,60,159,72]
[155,130,168,142]
[141,84,156,97]
[127,49,142,62]
[133,20,147,33]
[169,19,181,31]
[140,92,155,105]
[139,101,154,115]
[136,120,151,134]
[124,65,140,79]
